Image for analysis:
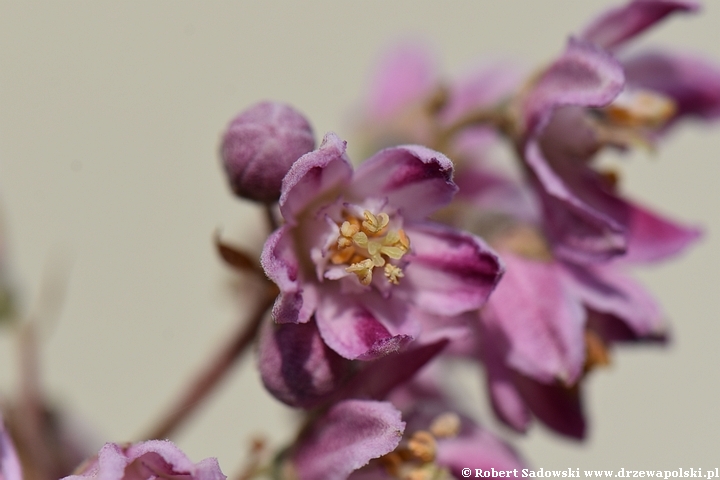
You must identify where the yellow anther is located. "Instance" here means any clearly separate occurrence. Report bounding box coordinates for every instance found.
[331,210,411,287]
[346,259,374,285]
[340,221,360,237]
[352,232,369,248]
[380,245,406,260]
[407,431,436,463]
[337,236,353,249]
[362,211,390,234]
[384,264,404,284]
[367,240,382,256]
[371,253,386,267]
[397,230,410,251]
[331,247,355,265]
[429,412,461,439]
[606,89,676,128]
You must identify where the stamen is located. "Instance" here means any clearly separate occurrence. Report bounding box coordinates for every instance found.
[605,90,676,128]
[346,259,374,285]
[330,210,411,286]
[407,431,436,463]
[384,264,404,284]
[429,412,461,439]
[362,211,390,234]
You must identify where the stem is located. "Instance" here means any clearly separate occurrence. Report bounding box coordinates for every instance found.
[264,204,279,232]
[143,294,274,440]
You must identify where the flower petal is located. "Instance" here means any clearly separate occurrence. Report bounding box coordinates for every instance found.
[482,252,586,385]
[66,441,227,480]
[511,373,586,440]
[315,291,415,360]
[0,413,22,480]
[562,263,665,338]
[621,199,702,263]
[440,61,524,125]
[279,132,353,224]
[366,42,438,121]
[579,0,698,51]
[525,141,627,263]
[337,339,449,402]
[438,427,526,475]
[478,323,532,433]
[350,145,457,222]
[258,317,350,408]
[399,222,503,316]
[624,50,720,121]
[523,38,624,135]
[291,400,405,480]
[261,228,317,324]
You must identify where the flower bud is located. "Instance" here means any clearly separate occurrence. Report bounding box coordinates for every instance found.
[220,101,315,203]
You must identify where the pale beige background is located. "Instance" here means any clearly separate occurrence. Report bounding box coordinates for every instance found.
[1,0,719,474]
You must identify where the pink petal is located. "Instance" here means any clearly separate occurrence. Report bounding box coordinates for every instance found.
[66,441,226,480]
[366,41,438,121]
[482,252,586,385]
[337,339,449,402]
[525,141,627,263]
[478,323,532,433]
[0,414,22,480]
[511,373,586,440]
[621,199,702,263]
[523,38,624,135]
[261,228,316,324]
[440,61,524,125]
[279,132,353,225]
[258,318,350,408]
[580,0,699,51]
[399,222,503,316]
[438,428,526,475]
[350,145,457,222]
[562,263,665,338]
[292,400,405,480]
[315,291,415,360]
[624,50,720,120]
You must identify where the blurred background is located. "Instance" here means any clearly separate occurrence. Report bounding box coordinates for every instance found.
[1,0,719,473]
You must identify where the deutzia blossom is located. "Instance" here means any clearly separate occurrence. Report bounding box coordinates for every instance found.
[261,132,502,361]
[64,441,226,480]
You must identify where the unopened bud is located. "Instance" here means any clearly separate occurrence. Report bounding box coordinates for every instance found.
[220,101,315,203]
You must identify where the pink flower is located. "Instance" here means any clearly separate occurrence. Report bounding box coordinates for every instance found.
[261,132,502,361]
[0,413,22,480]
[64,440,225,480]
[517,0,715,263]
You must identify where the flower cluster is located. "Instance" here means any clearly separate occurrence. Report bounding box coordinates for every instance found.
[0,1,718,480]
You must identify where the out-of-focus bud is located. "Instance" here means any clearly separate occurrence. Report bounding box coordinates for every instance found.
[220,101,315,203]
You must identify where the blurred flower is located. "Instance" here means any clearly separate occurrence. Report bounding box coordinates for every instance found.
[515,0,717,263]
[261,132,502,361]
[349,372,525,480]
[0,412,22,480]
[64,440,226,480]
[220,101,316,203]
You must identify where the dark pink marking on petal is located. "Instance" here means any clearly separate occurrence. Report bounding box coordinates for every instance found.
[258,318,350,408]
[350,145,457,222]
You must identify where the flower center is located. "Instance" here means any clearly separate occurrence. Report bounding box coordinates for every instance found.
[330,210,410,286]
[604,89,676,128]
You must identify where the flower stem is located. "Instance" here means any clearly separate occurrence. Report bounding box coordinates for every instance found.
[143,293,274,440]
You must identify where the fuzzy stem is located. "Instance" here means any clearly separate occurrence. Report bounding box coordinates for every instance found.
[143,293,274,440]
